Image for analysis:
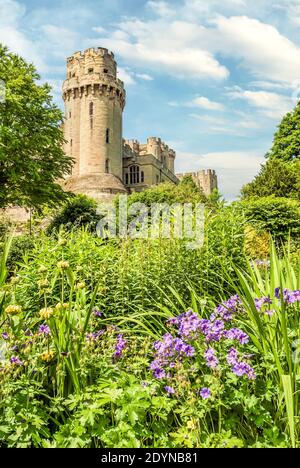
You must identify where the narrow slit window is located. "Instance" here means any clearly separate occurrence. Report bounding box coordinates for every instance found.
[141,171,144,183]
[105,159,110,174]
[106,128,110,144]
[89,102,94,116]
[104,69,108,74]
[125,173,129,185]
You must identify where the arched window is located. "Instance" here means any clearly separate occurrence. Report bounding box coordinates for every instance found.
[106,128,110,144]
[125,173,129,185]
[105,159,110,174]
[141,171,144,183]
[130,165,140,184]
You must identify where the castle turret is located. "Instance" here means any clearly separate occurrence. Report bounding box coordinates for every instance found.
[62,47,127,201]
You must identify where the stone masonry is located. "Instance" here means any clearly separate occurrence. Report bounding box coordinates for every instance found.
[62,47,218,201]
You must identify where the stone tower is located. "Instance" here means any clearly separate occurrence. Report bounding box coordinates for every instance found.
[62,47,127,201]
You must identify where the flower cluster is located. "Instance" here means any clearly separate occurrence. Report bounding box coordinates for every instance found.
[150,333,195,379]
[210,295,243,322]
[38,324,51,336]
[57,261,70,270]
[39,308,54,320]
[10,356,24,366]
[5,305,22,316]
[85,330,105,342]
[41,351,55,362]
[114,334,127,359]
[227,347,256,380]
[274,288,300,305]
[151,295,256,392]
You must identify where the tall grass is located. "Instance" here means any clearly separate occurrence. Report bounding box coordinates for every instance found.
[229,243,300,447]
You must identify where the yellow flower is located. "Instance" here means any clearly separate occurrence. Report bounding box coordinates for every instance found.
[57,261,70,270]
[187,420,196,430]
[38,279,49,290]
[76,281,86,290]
[5,305,22,316]
[10,276,20,285]
[38,266,47,274]
[39,308,54,320]
[55,302,69,310]
[41,351,55,362]
[58,238,67,246]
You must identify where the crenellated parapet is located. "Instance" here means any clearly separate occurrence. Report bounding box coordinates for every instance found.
[62,47,126,110]
[122,137,176,174]
[176,170,218,196]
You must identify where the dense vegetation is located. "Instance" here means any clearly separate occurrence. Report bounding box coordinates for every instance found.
[0,46,72,209]
[0,49,300,449]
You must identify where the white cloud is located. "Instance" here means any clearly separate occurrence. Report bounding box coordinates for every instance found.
[136,73,154,81]
[147,1,176,17]
[227,87,293,119]
[96,19,229,81]
[117,67,136,86]
[92,26,107,34]
[176,149,265,199]
[212,15,300,83]
[188,96,225,111]
[0,0,25,26]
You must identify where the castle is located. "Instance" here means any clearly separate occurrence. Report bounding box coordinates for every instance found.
[62,47,217,201]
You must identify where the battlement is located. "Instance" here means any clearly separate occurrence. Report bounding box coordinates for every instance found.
[67,47,115,62]
[176,170,218,196]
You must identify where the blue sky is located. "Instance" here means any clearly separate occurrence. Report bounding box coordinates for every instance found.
[1,0,300,198]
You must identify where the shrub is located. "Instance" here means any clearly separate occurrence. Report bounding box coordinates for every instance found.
[6,235,35,274]
[240,197,300,243]
[47,195,99,234]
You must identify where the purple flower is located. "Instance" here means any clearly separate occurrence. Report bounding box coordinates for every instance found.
[225,328,249,345]
[38,324,51,336]
[232,361,256,380]
[153,368,166,379]
[274,287,281,299]
[265,309,275,317]
[10,356,24,366]
[227,347,239,366]
[165,386,175,394]
[1,332,9,340]
[166,317,179,326]
[200,388,211,399]
[86,330,105,342]
[204,347,219,369]
[93,308,103,317]
[255,297,272,311]
[114,334,127,359]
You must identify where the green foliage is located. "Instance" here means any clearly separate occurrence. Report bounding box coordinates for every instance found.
[267,101,300,163]
[47,195,99,234]
[241,160,300,200]
[119,177,207,208]
[228,243,300,447]
[6,235,35,274]
[240,197,300,242]
[0,45,73,209]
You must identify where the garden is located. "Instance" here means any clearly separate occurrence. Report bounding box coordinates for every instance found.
[0,45,300,449]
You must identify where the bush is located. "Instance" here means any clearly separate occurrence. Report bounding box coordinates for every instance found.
[6,235,35,274]
[240,197,300,242]
[47,195,100,234]
[119,176,207,209]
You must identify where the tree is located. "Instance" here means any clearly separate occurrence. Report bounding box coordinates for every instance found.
[241,197,300,242]
[120,176,207,209]
[47,195,99,233]
[241,159,300,200]
[267,101,300,163]
[0,45,73,210]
